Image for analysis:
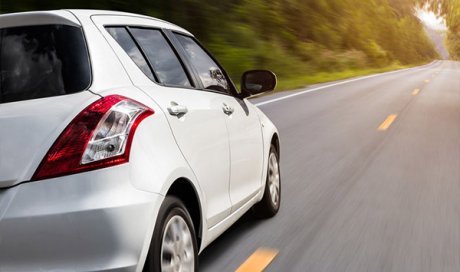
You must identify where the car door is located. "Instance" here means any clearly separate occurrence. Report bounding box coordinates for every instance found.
[172,33,265,212]
[96,18,233,228]
[218,97,264,211]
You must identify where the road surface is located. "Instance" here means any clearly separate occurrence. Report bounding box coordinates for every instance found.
[199,60,460,272]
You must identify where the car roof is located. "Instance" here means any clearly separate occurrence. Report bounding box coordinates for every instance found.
[0,10,81,28]
[0,9,191,35]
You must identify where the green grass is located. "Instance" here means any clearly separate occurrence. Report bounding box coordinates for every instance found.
[274,63,416,92]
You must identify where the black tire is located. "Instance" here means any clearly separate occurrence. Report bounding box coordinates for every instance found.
[143,196,198,272]
[253,144,281,218]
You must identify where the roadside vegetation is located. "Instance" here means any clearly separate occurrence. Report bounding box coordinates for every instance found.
[1,0,440,91]
[425,0,460,60]
[276,63,416,91]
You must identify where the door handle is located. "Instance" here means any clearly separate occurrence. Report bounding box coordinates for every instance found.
[222,103,234,115]
[168,102,188,116]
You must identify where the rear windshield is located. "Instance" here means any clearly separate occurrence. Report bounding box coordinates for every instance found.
[0,25,91,104]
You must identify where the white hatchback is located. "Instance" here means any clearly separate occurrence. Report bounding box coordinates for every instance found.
[0,10,281,272]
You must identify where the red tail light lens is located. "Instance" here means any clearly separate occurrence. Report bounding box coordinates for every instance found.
[32,95,154,181]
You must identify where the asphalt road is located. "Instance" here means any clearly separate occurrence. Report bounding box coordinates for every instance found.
[199,60,460,272]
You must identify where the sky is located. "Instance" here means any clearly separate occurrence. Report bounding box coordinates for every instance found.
[416,9,447,31]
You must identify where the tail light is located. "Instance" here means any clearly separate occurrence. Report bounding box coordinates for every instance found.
[32,95,154,181]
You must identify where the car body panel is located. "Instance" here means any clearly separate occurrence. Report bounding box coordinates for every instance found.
[0,164,163,272]
[144,86,233,228]
[0,92,99,187]
[66,11,134,93]
[89,13,192,35]
[254,105,280,195]
[220,96,265,213]
[0,10,80,28]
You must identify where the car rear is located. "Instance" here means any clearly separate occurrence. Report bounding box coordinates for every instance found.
[0,10,168,271]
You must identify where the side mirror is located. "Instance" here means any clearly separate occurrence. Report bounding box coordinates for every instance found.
[240,70,277,98]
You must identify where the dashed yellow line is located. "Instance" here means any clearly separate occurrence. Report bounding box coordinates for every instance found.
[412,89,420,95]
[378,114,398,131]
[236,248,279,272]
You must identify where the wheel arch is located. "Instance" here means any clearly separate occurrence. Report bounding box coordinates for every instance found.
[166,177,203,249]
[271,133,280,157]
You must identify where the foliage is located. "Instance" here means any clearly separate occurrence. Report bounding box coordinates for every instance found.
[427,0,460,60]
[0,0,439,89]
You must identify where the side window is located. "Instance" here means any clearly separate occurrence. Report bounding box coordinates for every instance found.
[106,27,155,81]
[174,34,230,94]
[130,28,191,88]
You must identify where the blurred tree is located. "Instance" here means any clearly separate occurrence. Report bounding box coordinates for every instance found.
[424,0,460,59]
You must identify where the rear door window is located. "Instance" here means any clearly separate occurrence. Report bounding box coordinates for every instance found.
[106,27,156,81]
[0,25,91,104]
[129,28,192,88]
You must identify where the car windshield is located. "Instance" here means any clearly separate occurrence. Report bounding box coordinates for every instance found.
[0,24,91,104]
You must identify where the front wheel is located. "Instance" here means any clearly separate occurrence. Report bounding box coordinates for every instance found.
[144,196,198,272]
[253,144,281,218]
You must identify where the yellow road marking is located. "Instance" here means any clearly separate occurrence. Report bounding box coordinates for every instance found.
[424,79,430,83]
[378,114,398,131]
[236,248,279,272]
[412,89,420,95]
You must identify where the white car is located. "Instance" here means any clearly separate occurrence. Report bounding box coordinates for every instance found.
[0,10,280,272]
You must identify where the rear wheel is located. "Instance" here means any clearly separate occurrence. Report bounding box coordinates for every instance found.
[144,196,197,272]
[253,144,281,218]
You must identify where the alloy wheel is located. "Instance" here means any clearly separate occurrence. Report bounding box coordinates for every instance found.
[161,215,195,272]
[268,152,280,207]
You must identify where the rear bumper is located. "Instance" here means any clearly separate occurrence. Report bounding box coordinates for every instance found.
[0,165,163,272]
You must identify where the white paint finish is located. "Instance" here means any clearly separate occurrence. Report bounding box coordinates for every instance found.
[142,86,233,228]
[201,192,263,251]
[220,97,265,212]
[0,10,80,28]
[89,13,192,36]
[70,11,134,92]
[96,87,199,195]
[0,165,163,272]
[0,92,99,187]
[253,105,280,189]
